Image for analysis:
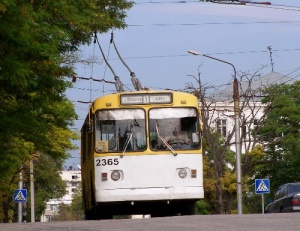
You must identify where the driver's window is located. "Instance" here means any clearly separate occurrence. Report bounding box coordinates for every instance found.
[95,109,146,152]
[149,108,200,151]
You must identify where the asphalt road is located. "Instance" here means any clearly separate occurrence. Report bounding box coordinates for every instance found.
[0,213,298,231]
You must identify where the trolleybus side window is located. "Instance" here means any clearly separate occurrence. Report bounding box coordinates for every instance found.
[95,109,146,152]
[149,107,201,151]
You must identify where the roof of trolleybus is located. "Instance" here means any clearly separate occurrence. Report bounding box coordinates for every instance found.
[92,90,200,110]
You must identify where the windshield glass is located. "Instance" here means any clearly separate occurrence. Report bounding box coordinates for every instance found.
[149,107,201,151]
[95,109,146,152]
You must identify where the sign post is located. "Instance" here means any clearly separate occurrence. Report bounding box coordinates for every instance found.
[255,179,270,214]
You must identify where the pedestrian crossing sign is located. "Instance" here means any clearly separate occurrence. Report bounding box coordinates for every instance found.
[255,179,270,194]
[13,189,27,202]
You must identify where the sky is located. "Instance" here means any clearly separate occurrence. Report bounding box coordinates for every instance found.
[65,0,300,168]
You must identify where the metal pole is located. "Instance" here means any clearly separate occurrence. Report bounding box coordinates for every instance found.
[30,159,35,222]
[18,167,23,223]
[233,78,242,214]
[261,194,264,214]
[187,50,242,214]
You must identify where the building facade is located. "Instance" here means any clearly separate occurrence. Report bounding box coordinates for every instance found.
[207,71,293,153]
[40,168,81,222]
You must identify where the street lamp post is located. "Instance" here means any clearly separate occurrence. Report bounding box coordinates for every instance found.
[187,50,242,214]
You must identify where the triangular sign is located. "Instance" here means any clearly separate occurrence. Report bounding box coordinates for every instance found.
[256,180,269,192]
[14,190,26,201]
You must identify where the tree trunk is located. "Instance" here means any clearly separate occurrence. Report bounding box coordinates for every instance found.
[216,178,225,214]
[2,200,9,223]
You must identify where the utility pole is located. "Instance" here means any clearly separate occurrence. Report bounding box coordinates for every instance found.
[18,167,23,223]
[188,50,242,214]
[30,160,35,222]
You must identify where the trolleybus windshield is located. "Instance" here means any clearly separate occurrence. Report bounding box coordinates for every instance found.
[149,107,200,151]
[95,109,146,153]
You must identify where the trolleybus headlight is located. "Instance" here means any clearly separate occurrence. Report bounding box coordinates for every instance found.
[178,169,187,178]
[111,170,121,181]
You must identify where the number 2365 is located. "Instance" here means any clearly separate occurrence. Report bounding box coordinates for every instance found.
[96,158,119,166]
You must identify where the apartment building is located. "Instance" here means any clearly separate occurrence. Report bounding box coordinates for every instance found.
[207,72,293,153]
[40,167,81,222]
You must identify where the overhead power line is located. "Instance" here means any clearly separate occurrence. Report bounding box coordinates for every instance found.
[249,3,300,11]
[133,0,300,11]
[128,21,300,27]
[99,48,300,61]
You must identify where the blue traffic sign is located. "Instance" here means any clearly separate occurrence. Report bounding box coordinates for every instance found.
[255,179,270,194]
[13,189,27,202]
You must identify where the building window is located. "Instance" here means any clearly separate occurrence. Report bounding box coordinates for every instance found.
[72,175,78,180]
[216,119,227,138]
[50,205,57,211]
[71,182,78,187]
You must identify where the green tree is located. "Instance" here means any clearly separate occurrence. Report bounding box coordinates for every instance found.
[52,186,84,221]
[0,99,79,222]
[23,155,70,222]
[0,0,133,222]
[186,68,272,214]
[195,200,210,215]
[70,185,84,220]
[241,145,267,214]
[257,81,300,196]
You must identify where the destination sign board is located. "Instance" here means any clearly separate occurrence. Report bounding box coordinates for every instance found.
[120,93,172,105]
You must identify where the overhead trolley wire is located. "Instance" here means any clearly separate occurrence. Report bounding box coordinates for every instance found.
[134,0,300,12]
[95,48,300,62]
[128,21,300,27]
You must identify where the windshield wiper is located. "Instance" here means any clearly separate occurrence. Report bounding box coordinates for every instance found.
[156,123,177,156]
[121,133,133,158]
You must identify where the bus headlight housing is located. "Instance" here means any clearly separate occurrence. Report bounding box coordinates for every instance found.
[111,170,121,181]
[178,169,187,178]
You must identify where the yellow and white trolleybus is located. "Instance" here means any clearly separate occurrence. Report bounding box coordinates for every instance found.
[81,90,204,219]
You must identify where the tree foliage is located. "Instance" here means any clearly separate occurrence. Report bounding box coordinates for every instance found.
[258,81,300,196]
[187,69,300,214]
[22,155,69,222]
[186,67,273,214]
[52,186,84,221]
[0,0,133,222]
